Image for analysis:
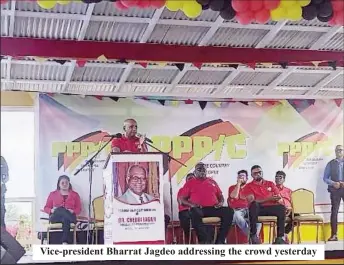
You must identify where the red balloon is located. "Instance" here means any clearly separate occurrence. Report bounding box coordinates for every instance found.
[255,8,270,23]
[331,0,344,12]
[150,0,165,8]
[121,0,139,7]
[114,1,128,9]
[264,0,280,10]
[328,16,337,25]
[137,0,151,8]
[232,0,250,12]
[251,0,264,11]
[335,10,344,25]
[0,0,8,4]
[236,10,254,25]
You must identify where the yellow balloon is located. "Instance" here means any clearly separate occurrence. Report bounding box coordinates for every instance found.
[297,0,311,7]
[37,0,57,9]
[270,7,286,21]
[286,5,302,21]
[166,0,183,11]
[280,0,296,7]
[183,1,202,18]
[57,0,71,5]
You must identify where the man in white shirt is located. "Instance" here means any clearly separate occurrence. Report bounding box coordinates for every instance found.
[118,164,155,205]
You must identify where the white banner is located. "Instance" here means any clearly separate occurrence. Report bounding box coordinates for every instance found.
[33,244,325,261]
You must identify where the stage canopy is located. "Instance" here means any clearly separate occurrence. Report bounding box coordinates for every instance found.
[0,1,343,100]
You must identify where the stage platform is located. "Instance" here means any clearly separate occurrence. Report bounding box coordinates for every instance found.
[18,241,344,264]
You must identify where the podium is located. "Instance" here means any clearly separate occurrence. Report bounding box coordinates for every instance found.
[103,152,165,244]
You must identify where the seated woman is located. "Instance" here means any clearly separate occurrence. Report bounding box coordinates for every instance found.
[43,175,81,244]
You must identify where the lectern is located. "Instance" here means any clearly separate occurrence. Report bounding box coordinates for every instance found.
[103,153,165,244]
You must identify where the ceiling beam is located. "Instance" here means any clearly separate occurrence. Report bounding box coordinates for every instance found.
[2,37,343,64]
[8,0,16,37]
[62,60,76,91]
[78,4,95,41]
[255,21,287,48]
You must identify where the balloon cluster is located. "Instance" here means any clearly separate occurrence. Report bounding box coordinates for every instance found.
[196,0,236,20]
[114,0,166,10]
[270,0,311,21]
[165,0,202,19]
[232,0,281,24]
[302,0,335,23]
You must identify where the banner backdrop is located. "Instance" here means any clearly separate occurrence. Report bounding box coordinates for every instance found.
[36,95,343,231]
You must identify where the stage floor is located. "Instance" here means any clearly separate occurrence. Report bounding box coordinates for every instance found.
[18,241,344,264]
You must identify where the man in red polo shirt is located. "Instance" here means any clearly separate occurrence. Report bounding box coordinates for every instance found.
[111,119,147,153]
[275,170,293,242]
[242,165,286,244]
[179,163,233,244]
[228,170,262,241]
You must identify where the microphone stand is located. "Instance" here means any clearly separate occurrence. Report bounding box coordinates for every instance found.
[143,140,186,245]
[74,135,115,245]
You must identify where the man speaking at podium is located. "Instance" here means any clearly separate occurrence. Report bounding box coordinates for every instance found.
[111,119,147,153]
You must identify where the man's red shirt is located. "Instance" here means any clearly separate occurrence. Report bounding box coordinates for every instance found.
[277,185,292,209]
[242,179,280,206]
[183,177,222,207]
[227,184,248,209]
[177,187,189,212]
[111,135,146,153]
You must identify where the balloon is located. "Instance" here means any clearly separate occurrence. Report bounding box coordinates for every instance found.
[196,0,210,5]
[297,0,311,6]
[286,5,302,20]
[202,4,210,9]
[280,0,296,7]
[220,7,236,19]
[232,0,250,12]
[150,0,166,8]
[236,10,254,24]
[302,5,317,20]
[317,11,333,21]
[57,0,71,4]
[137,0,151,7]
[81,0,102,3]
[114,0,128,9]
[255,8,271,23]
[37,0,57,9]
[210,0,225,11]
[165,0,183,11]
[121,0,138,7]
[328,15,337,25]
[183,1,202,18]
[250,0,264,11]
[332,0,344,11]
[0,0,8,3]
[311,0,323,4]
[318,1,333,17]
[270,7,286,20]
[334,10,344,24]
[264,0,280,10]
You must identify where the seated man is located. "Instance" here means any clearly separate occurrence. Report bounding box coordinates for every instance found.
[228,170,262,242]
[180,163,234,244]
[275,171,293,243]
[242,165,286,244]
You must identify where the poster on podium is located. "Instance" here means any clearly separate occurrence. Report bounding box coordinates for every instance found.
[103,153,165,244]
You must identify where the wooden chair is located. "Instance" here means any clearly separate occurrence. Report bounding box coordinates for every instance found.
[189,217,221,244]
[92,196,104,244]
[258,216,277,244]
[291,189,325,244]
[40,211,77,244]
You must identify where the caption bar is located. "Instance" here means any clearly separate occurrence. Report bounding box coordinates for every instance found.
[33,244,325,261]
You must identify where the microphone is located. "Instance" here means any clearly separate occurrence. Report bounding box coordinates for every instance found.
[105,133,122,138]
[136,133,153,143]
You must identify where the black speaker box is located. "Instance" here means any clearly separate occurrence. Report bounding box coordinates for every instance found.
[0,227,26,263]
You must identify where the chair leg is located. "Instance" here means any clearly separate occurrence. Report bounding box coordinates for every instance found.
[213,225,217,243]
[273,222,276,242]
[297,222,301,244]
[73,227,77,244]
[47,229,50,245]
[291,222,294,244]
[316,221,319,244]
[234,226,238,244]
[268,223,272,244]
[321,222,326,243]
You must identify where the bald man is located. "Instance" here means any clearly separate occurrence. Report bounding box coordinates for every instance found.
[118,165,155,205]
[111,119,148,153]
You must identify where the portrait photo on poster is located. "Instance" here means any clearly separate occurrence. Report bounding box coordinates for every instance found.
[113,161,160,205]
